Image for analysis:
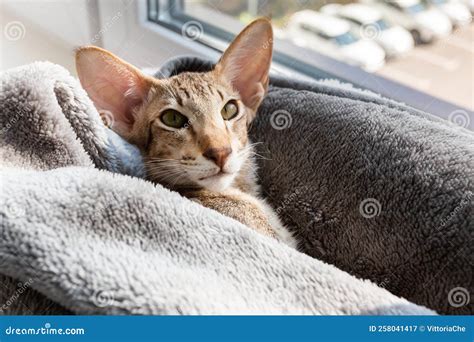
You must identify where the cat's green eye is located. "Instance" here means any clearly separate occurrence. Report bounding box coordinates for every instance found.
[221,100,239,120]
[160,109,188,129]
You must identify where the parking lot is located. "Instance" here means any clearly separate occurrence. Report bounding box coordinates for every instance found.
[376,24,473,111]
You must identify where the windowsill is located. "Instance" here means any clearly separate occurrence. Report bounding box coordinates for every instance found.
[99,0,472,129]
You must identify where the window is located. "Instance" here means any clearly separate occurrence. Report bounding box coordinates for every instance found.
[374,19,389,31]
[404,3,427,14]
[147,0,473,127]
[300,23,320,36]
[332,32,359,46]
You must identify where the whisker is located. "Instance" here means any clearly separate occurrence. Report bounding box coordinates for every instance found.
[244,151,272,161]
[147,169,185,183]
[169,173,188,188]
[145,158,181,164]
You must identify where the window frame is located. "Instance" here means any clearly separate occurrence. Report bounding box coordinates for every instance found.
[101,0,470,122]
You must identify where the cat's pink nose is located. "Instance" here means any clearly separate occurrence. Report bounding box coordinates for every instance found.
[203,147,232,169]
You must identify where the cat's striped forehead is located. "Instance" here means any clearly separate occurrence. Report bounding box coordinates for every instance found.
[160,71,236,106]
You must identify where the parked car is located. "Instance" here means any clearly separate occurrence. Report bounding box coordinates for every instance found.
[286,10,386,72]
[460,0,474,13]
[362,0,453,43]
[320,3,415,57]
[424,0,472,26]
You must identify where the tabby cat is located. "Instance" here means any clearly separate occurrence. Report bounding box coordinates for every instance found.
[75,19,297,248]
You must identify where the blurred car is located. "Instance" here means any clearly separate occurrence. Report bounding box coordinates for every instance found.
[362,0,453,43]
[287,10,386,72]
[320,3,415,57]
[460,0,474,13]
[424,0,472,26]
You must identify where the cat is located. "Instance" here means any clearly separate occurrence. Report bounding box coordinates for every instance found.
[75,18,297,249]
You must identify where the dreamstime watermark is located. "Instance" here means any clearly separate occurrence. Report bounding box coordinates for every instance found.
[271,284,315,313]
[448,109,471,128]
[359,198,382,219]
[271,287,295,312]
[90,202,113,227]
[274,188,303,216]
[271,184,320,225]
[172,111,204,138]
[1,108,25,135]
[5,323,85,336]
[262,37,273,50]
[354,257,391,289]
[92,289,115,308]
[354,256,372,272]
[437,192,473,231]
[207,0,226,7]
[447,287,470,308]
[377,277,390,289]
[0,278,34,313]
[91,11,122,44]
[181,21,203,41]
[3,199,26,220]
[360,23,381,40]
[3,21,26,41]
[270,110,292,130]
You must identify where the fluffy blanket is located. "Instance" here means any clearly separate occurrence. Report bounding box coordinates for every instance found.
[0,58,471,315]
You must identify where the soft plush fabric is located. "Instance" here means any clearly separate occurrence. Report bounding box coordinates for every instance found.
[0,58,469,315]
[158,57,474,315]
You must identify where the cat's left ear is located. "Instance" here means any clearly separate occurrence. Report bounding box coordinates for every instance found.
[75,46,153,137]
[215,18,273,115]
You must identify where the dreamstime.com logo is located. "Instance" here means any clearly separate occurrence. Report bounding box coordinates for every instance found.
[91,11,122,44]
[270,110,293,130]
[447,287,470,308]
[271,282,338,313]
[359,23,381,40]
[4,323,85,336]
[448,109,471,128]
[3,21,26,41]
[92,289,115,307]
[0,105,28,135]
[182,21,203,41]
[171,111,204,138]
[359,198,382,219]
[3,199,26,219]
[0,279,34,314]
[437,192,473,231]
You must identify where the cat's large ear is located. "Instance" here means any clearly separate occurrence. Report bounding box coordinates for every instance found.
[215,18,273,113]
[75,46,152,136]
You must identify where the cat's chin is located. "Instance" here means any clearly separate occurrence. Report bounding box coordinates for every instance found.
[195,172,236,192]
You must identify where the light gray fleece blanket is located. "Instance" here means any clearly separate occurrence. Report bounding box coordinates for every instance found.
[0,58,471,315]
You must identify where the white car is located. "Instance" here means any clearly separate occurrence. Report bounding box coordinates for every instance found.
[425,0,472,26]
[362,0,453,43]
[320,3,415,57]
[286,10,386,72]
[460,0,474,13]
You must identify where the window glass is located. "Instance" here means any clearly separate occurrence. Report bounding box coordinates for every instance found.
[404,3,427,14]
[150,0,474,120]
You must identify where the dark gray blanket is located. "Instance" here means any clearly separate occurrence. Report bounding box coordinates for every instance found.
[1,62,436,315]
[159,57,473,314]
[1,56,472,315]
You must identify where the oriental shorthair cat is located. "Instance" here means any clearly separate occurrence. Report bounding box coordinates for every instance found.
[75,19,297,248]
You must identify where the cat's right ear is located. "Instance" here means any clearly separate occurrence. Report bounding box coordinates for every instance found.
[75,46,152,136]
[215,18,273,115]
